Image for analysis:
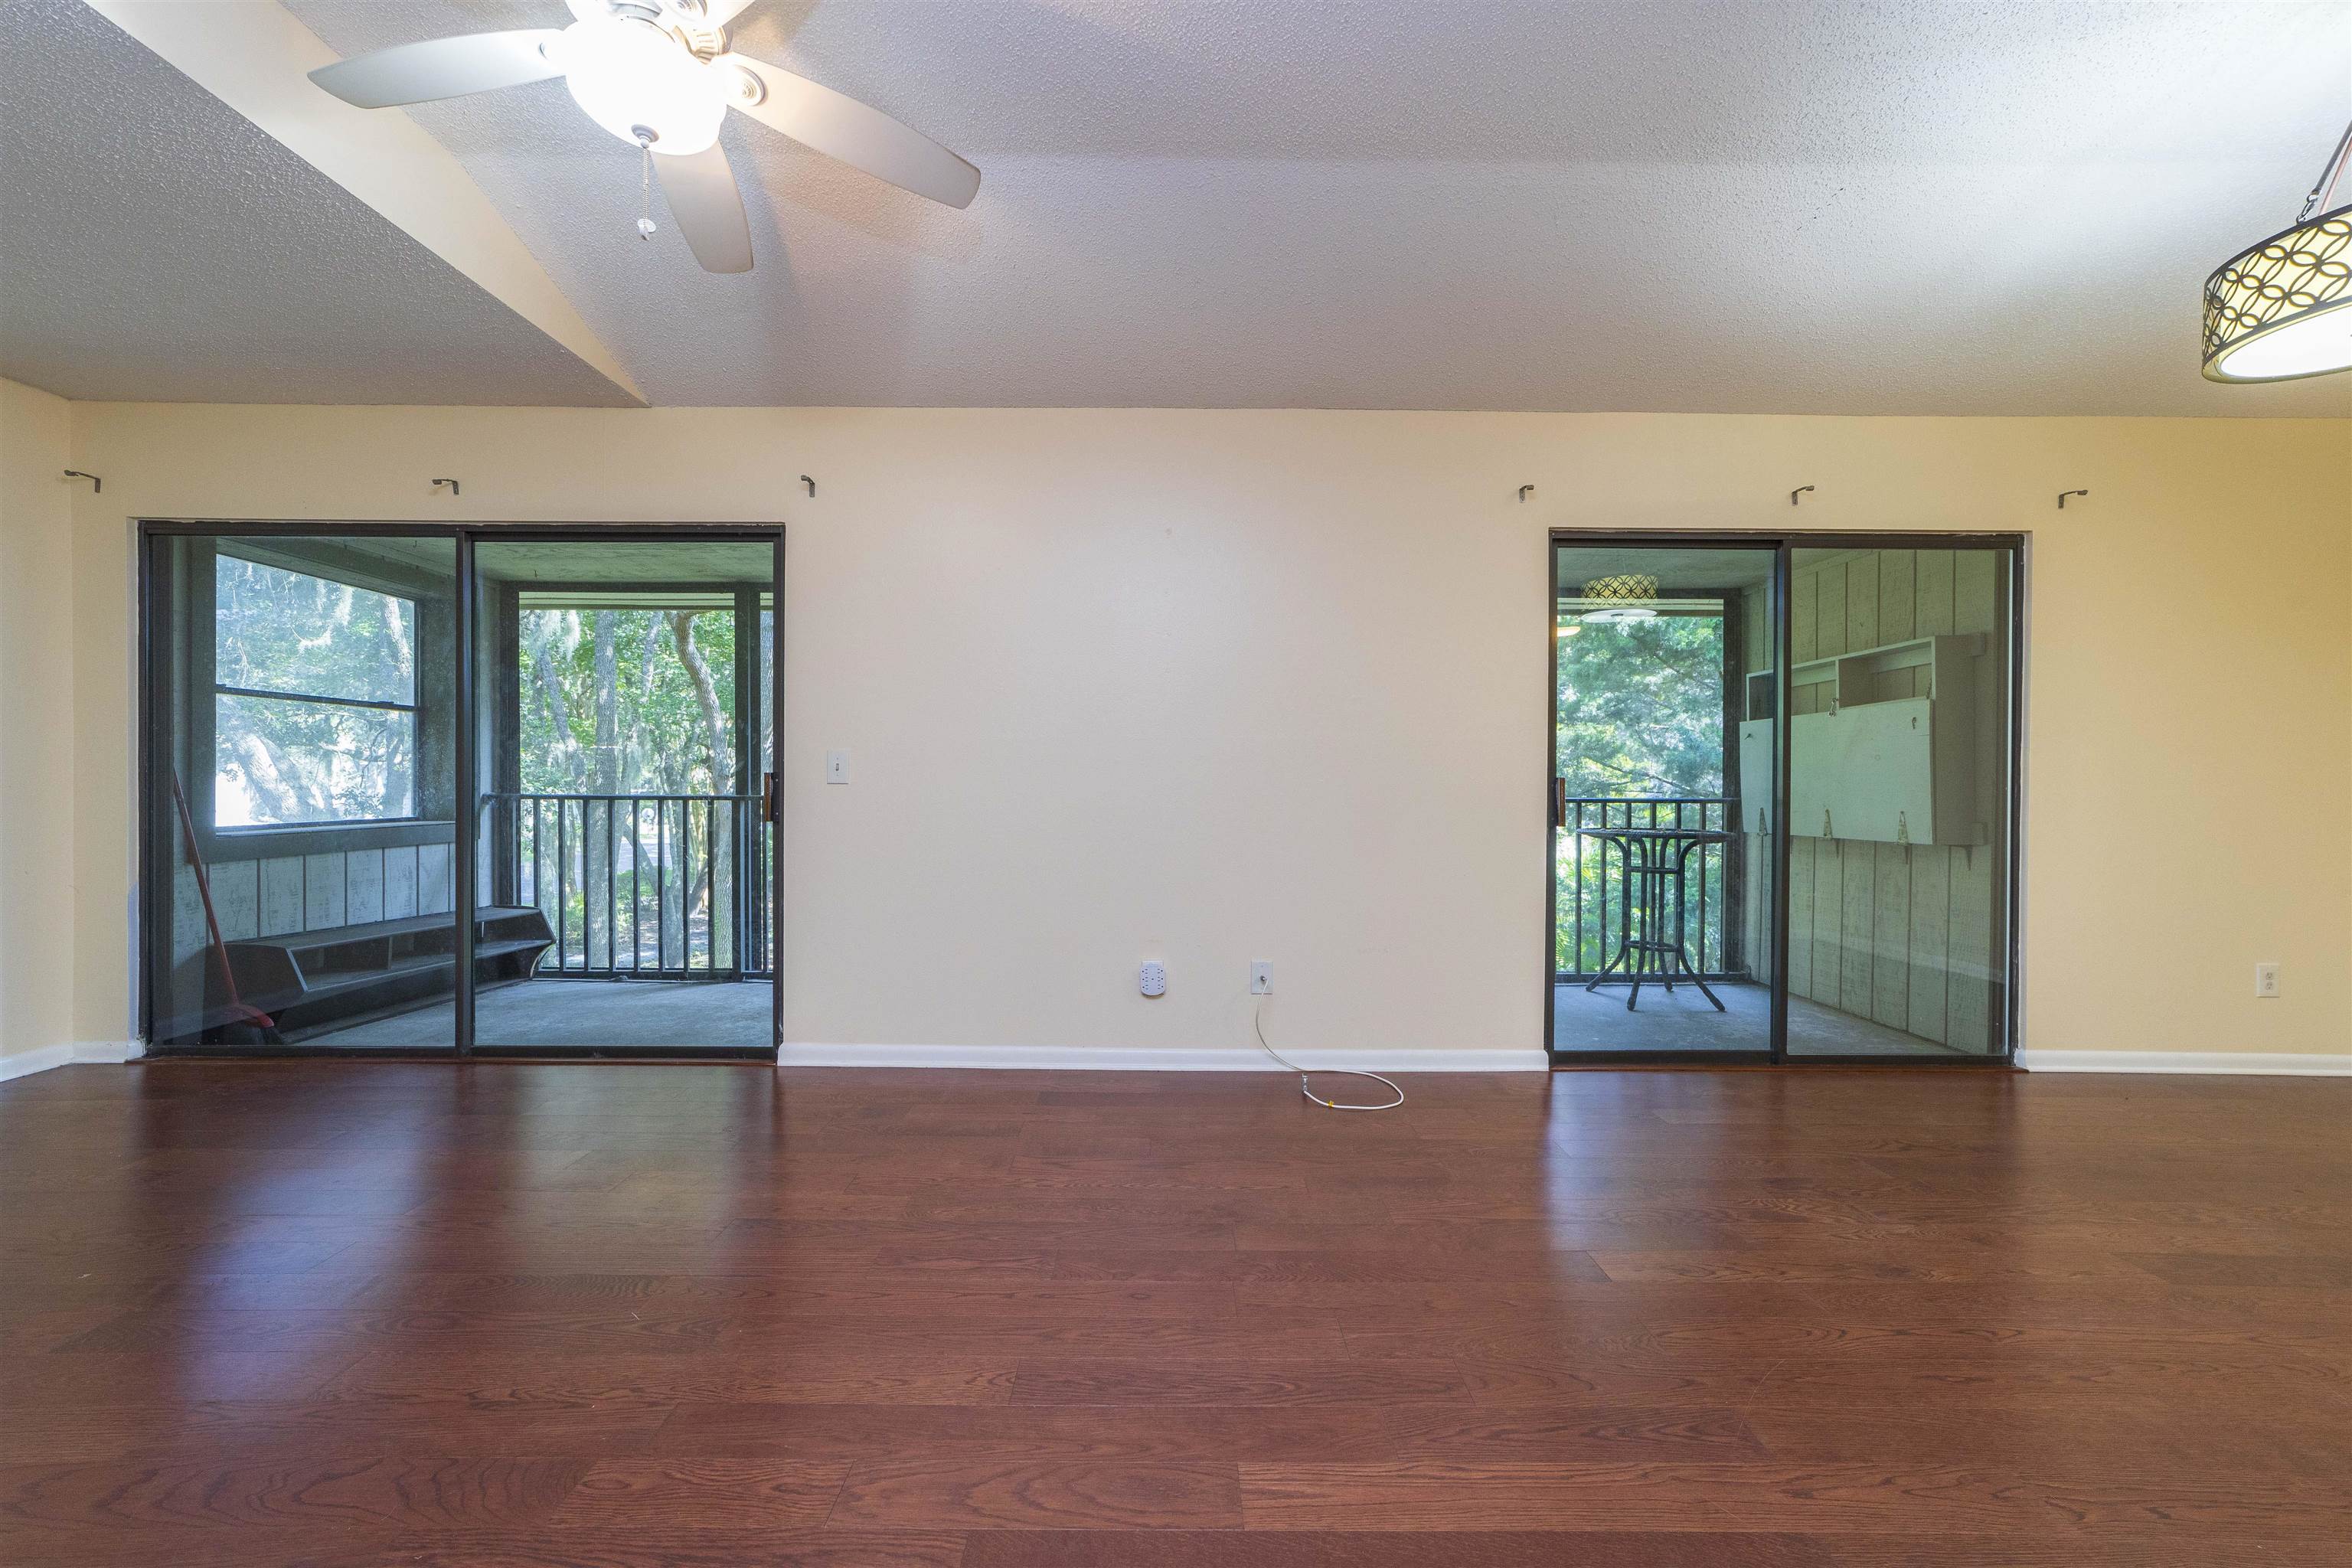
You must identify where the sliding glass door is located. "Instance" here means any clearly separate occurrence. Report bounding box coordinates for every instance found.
[143,531,461,1053]
[139,524,782,1059]
[469,536,778,1055]
[1782,544,2017,1058]
[1550,543,1778,1057]
[1547,532,2020,1063]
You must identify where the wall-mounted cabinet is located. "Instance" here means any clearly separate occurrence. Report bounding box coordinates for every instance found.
[1736,632,1988,845]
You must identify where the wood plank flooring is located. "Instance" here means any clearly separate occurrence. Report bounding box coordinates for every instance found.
[2,1061,2347,1566]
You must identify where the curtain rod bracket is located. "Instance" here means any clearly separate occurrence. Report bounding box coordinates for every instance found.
[432,477,460,497]
[63,469,101,494]
[1790,485,1815,505]
[1517,484,1534,502]
[2058,489,2088,509]
[800,475,816,497]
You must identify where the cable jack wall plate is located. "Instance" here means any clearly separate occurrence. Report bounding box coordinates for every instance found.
[1138,962,1167,998]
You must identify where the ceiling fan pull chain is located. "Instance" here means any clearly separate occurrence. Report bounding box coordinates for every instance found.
[635,136,658,240]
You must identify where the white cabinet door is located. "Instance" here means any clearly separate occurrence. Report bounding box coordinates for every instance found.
[1790,698,1934,844]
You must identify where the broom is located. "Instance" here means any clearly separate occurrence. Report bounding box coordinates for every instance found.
[171,767,283,1044]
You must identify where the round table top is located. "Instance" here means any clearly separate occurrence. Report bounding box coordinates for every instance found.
[1576,825,1732,843]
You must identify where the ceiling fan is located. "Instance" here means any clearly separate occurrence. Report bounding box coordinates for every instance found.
[307,0,979,274]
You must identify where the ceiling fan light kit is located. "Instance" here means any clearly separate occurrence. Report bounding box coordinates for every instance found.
[305,0,980,276]
[553,14,728,154]
[2202,118,2352,384]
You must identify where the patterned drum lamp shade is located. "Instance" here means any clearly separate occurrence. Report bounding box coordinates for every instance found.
[2202,204,2352,383]
[1580,573,1660,623]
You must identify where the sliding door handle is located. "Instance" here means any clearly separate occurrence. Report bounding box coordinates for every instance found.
[761,770,777,823]
[1552,776,1567,830]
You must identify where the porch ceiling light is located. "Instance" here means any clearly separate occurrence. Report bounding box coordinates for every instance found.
[2203,119,2352,384]
[1581,573,1659,624]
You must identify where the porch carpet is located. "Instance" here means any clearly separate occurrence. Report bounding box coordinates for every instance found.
[300,978,773,1050]
[1553,979,1973,1055]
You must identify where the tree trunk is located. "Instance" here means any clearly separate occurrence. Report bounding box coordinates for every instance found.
[668,612,733,795]
[590,612,621,796]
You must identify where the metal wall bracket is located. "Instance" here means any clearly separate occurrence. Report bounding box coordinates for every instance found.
[1791,485,1815,505]
[432,477,461,497]
[1518,484,1535,503]
[2058,489,2088,509]
[62,469,101,494]
[800,475,816,497]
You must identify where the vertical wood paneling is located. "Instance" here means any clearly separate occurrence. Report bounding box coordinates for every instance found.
[1871,844,1910,1031]
[1838,839,1874,1017]
[1811,839,1842,1007]
[346,849,385,926]
[1907,845,1951,1044]
[1947,846,1995,1053]
[384,847,420,920]
[1786,838,1814,999]
[1815,565,1848,658]
[1877,550,1915,642]
[1790,569,1817,665]
[211,860,259,941]
[1953,551,1998,635]
[260,857,304,936]
[1845,554,1878,654]
[303,852,346,929]
[1914,550,1955,635]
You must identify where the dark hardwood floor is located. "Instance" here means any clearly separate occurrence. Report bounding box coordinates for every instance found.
[2,1061,2347,1566]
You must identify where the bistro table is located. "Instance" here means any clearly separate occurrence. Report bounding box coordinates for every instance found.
[1578,825,1731,1011]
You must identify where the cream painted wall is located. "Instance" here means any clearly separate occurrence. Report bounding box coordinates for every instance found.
[38,400,2352,1061]
[0,380,81,1063]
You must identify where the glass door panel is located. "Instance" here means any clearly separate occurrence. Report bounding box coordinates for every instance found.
[143,531,460,1051]
[1782,544,2016,1057]
[468,536,778,1054]
[1550,543,1778,1056]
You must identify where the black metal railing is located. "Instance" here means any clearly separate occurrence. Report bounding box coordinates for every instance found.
[479,792,773,979]
[1555,796,1743,982]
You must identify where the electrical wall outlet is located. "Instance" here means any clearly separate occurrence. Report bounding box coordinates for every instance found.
[1250,961,1272,995]
[1139,962,1167,998]
[2255,962,2281,998]
[825,749,850,784]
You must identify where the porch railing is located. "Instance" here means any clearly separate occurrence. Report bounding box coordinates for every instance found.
[479,792,773,979]
[1556,796,1743,982]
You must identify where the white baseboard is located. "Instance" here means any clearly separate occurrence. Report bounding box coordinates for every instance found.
[778,1043,1549,1073]
[0,1045,75,1083]
[0,1041,137,1083]
[2018,1049,2352,1076]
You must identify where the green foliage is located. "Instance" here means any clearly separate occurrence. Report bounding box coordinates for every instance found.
[519,608,739,796]
[1555,615,1724,797]
[1554,612,1727,973]
[214,557,416,825]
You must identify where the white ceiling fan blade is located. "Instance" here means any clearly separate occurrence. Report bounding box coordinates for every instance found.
[654,142,754,274]
[309,31,563,109]
[718,52,979,209]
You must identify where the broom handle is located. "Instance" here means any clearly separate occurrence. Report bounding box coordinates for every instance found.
[171,768,258,1018]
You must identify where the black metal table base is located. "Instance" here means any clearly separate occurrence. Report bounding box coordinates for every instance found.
[1579,828,1727,1012]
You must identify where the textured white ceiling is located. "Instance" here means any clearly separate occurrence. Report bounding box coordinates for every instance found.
[0,0,633,404]
[15,0,2352,413]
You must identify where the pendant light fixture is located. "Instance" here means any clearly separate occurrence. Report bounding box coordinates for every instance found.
[2202,118,2352,383]
[1580,573,1660,624]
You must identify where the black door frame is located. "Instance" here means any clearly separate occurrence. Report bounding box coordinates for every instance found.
[134,519,785,1063]
[1546,528,2026,1067]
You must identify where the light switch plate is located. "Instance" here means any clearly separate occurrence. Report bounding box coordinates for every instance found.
[825,749,849,784]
